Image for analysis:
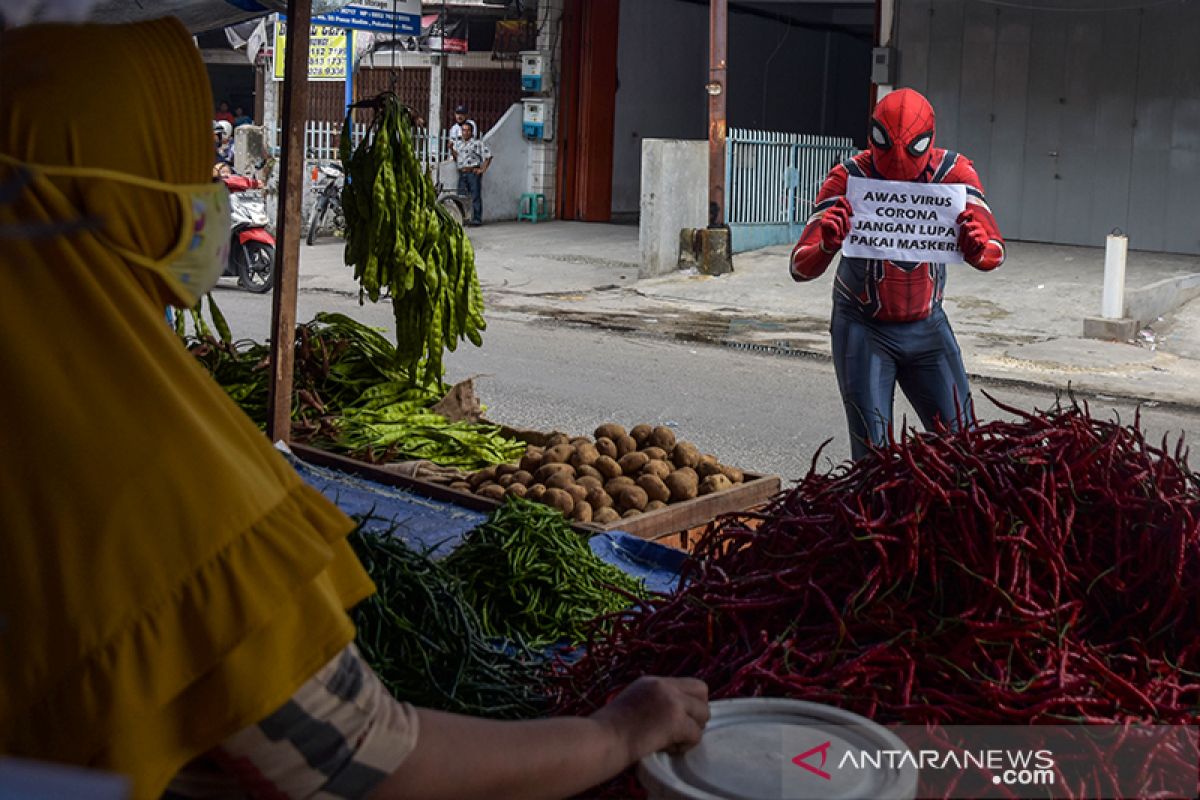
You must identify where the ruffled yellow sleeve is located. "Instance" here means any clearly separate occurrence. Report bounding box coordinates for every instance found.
[0,164,375,799]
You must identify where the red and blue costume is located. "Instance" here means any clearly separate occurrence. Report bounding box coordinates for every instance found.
[790,89,1005,459]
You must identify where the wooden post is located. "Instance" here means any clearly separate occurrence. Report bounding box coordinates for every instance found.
[266,1,311,443]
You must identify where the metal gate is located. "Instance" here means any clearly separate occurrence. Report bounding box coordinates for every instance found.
[726,129,858,254]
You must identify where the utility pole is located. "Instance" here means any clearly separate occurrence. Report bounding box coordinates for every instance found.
[702,0,733,275]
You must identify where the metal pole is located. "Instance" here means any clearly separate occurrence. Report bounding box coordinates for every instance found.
[708,0,728,228]
[266,1,312,443]
[344,28,354,112]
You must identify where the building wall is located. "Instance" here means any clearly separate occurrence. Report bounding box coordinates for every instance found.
[610,0,872,217]
[894,0,1200,255]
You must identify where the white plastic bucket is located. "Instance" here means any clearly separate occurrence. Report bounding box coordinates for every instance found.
[638,698,917,800]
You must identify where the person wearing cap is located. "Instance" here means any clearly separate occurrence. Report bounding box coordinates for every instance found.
[448,104,477,143]
[0,16,710,800]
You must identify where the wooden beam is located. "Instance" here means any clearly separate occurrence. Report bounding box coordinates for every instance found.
[266,3,311,442]
[708,0,728,228]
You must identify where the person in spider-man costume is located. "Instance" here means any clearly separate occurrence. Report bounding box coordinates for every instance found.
[790,88,1005,460]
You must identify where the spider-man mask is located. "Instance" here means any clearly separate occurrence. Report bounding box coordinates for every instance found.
[869,88,936,181]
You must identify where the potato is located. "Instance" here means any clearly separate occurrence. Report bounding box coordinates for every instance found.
[542,444,574,465]
[577,464,603,481]
[512,470,533,486]
[571,500,594,523]
[496,463,521,477]
[622,508,643,519]
[477,484,506,501]
[720,464,745,484]
[636,474,670,504]
[519,447,544,473]
[616,485,649,512]
[605,476,636,497]
[527,484,547,503]
[619,451,650,475]
[577,475,604,492]
[506,483,528,498]
[534,462,575,484]
[641,446,668,462]
[615,434,638,457]
[700,474,733,495]
[546,432,571,447]
[671,441,701,469]
[697,460,724,479]
[649,425,676,450]
[630,424,654,446]
[665,468,699,502]
[593,455,622,481]
[641,459,672,482]
[593,507,621,524]
[646,500,667,512]
[586,486,613,509]
[543,488,575,515]
[566,484,590,505]
[594,423,627,442]
[570,442,600,468]
[498,474,515,488]
[545,471,576,491]
[450,481,473,492]
[594,437,618,460]
[468,466,498,489]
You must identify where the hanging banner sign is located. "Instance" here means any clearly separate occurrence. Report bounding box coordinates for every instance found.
[273,22,351,81]
[314,0,421,35]
[842,176,967,264]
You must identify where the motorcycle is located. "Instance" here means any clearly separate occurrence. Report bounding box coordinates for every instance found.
[306,161,345,245]
[221,176,276,293]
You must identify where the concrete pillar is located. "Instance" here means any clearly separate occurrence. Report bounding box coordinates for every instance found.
[528,0,564,213]
[263,66,281,153]
[429,53,445,168]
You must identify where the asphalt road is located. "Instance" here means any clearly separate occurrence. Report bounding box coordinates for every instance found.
[214,280,1200,481]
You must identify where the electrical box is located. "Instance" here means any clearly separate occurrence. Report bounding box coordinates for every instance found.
[522,98,553,140]
[520,50,548,92]
[871,47,895,85]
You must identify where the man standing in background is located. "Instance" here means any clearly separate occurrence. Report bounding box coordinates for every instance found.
[448,104,477,143]
[452,121,491,227]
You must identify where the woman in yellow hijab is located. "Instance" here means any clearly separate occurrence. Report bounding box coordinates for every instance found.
[0,17,707,800]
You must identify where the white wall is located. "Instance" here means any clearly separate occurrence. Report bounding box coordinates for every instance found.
[640,139,708,277]
[611,0,872,217]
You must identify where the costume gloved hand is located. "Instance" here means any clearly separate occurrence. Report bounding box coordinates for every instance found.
[819,197,854,253]
[957,209,1004,270]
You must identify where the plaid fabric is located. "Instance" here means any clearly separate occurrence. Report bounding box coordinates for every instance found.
[164,645,418,799]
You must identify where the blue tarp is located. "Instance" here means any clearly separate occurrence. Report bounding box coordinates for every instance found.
[288,451,686,591]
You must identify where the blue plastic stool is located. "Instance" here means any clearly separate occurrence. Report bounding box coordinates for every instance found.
[517,192,549,222]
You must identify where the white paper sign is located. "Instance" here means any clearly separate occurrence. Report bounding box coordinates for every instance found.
[842,176,967,264]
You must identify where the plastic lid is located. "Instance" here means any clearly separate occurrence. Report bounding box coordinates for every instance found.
[638,698,917,800]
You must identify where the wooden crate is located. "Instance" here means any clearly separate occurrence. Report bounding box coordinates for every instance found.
[291,442,781,549]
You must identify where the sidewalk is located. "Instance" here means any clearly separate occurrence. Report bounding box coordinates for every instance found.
[298,221,1200,408]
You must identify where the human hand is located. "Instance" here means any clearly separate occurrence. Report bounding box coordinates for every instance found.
[956,209,990,263]
[819,197,853,253]
[591,676,710,764]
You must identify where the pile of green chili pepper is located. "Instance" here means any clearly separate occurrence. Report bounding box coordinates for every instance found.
[442,496,648,648]
[349,521,548,720]
[181,310,524,471]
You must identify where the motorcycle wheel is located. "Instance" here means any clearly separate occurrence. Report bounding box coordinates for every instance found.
[306,198,328,246]
[237,241,275,294]
[439,195,465,227]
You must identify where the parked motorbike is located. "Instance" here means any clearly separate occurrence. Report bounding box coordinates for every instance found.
[221,176,276,293]
[306,161,345,245]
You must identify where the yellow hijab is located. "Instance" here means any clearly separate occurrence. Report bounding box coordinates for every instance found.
[0,18,374,797]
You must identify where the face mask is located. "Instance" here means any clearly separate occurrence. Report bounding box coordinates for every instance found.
[0,155,231,308]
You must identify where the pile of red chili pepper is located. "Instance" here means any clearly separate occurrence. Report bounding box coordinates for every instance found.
[554,397,1200,731]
